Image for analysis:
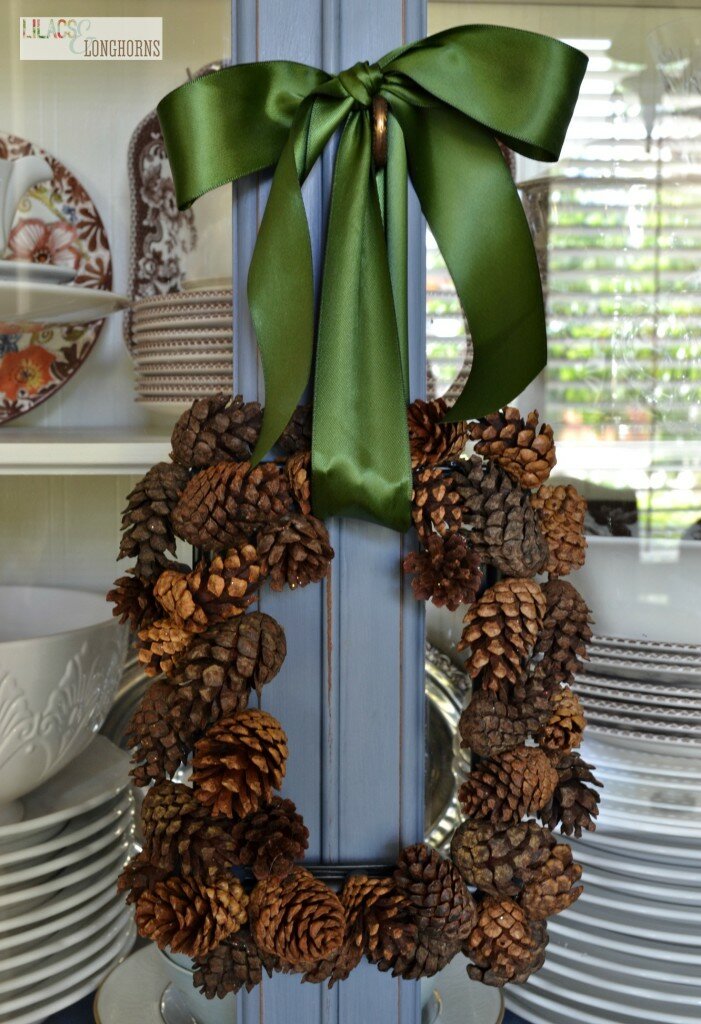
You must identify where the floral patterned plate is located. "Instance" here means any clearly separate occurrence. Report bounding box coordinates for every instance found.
[0,131,112,424]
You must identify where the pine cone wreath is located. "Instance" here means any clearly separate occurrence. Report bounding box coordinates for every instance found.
[230,797,309,880]
[394,843,476,942]
[519,844,583,920]
[135,873,248,958]
[458,688,549,759]
[455,456,548,578]
[301,875,385,986]
[172,612,286,700]
[278,404,312,454]
[285,450,312,515]
[411,467,463,544]
[191,709,288,818]
[459,746,559,825]
[407,397,468,468]
[403,533,482,611]
[539,751,602,837]
[137,618,193,677]
[464,896,547,986]
[117,850,169,906]
[194,929,277,998]
[450,819,556,898]
[171,394,262,468]
[126,679,194,786]
[172,461,293,551]
[458,578,546,696]
[257,514,333,591]
[107,573,159,632]
[534,579,593,687]
[468,407,556,489]
[536,686,586,754]
[118,462,190,580]
[141,780,238,881]
[531,484,587,577]
[249,868,345,966]
[154,546,262,633]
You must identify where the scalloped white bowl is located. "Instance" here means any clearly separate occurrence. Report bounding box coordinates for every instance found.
[0,587,127,818]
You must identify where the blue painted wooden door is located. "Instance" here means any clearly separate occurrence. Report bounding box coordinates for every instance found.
[232,2,426,1022]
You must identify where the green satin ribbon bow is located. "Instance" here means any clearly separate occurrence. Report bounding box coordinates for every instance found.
[158,25,587,531]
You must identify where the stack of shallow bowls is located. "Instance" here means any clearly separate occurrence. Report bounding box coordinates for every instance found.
[0,736,136,1024]
[508,538,701,1024]
[130,281,233,408]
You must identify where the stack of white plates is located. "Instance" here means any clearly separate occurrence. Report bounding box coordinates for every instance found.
[508,634,701,1024]
[0,736,136,1024]
[131,284,233,408]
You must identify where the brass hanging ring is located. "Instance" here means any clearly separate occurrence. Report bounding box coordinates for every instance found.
[371,96,388,169]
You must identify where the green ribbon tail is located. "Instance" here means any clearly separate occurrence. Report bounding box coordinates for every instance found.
[391,98,547,419]
[312,111,412,530]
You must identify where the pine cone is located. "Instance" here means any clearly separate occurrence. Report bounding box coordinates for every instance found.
[107,573,159,632]
[141,780,238,881]
[171,394,262,468]
[539,751,602,837]
[278,404,312,454]
[458,578,546,696]
[172,461,293,551]
[459,746,559,825]
[534,579,593,687]
[230,797,309,879]
[468,407,556,489]
[374,923,460,980]
[394,843,476,942]
[126,676,248,787]
[126,679,193,786]
[458,688,550,759]
[519,844,583,920]
[117,850,169,906]
[286,450,312,515]
[531,484,587,577]
[403,534,482,611]
[249,868,345,965]
[154,546,262,633]
[194,928,277,998]
[455,456,548,577]
[137,618,193,677]
[135,873,248,958]
[464,896,547,986]
[450,819,556,898]
[411,467,463,544]
[301,875,386,986]
[407,397,468,468]
[257,514,333,591]
[191,710,288,819]
[171,613,286,699]
[536,686,586,754]
[118,463,190,580]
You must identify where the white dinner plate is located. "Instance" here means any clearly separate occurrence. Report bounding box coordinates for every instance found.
[0,874,122,953]
[586,723,701,755]
[0,737,130,849]
[584,656,701,685]
[548,916,701,966]
[575,678,701,705]
[579,862,701,905]
[0,809,133,888]
[133,351,232,365]
[549,927,701,985]
[0,865,120,936]
[542,951,701,1005]
[0,924,135,1021]
[583,737,701,778]
[134,367,232,380]
[0,279,129,327]
[134,328,233,344]
[133,289,231,310]
[0,838,130,916]
[582,697,701,724]
[0,259,76,285]
[564,897,700,943]
[593,635,701,658]
[578,828,701,868]
[0,893,127,971]
[132,315,233,332]
[0,792,132,870]
[597,788,701,820]
[579,883,701,924]
[571,840,701,886]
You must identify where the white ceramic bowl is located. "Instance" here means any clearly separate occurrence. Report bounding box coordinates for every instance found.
[0,587,127,818]
[159,950,237,1024]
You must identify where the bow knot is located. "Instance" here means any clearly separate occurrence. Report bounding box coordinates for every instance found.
[337,60,383,107]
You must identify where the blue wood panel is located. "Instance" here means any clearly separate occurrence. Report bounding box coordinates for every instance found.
[232,2,426,1021]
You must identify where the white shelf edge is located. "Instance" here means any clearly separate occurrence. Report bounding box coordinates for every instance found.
[0,429,170,475]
